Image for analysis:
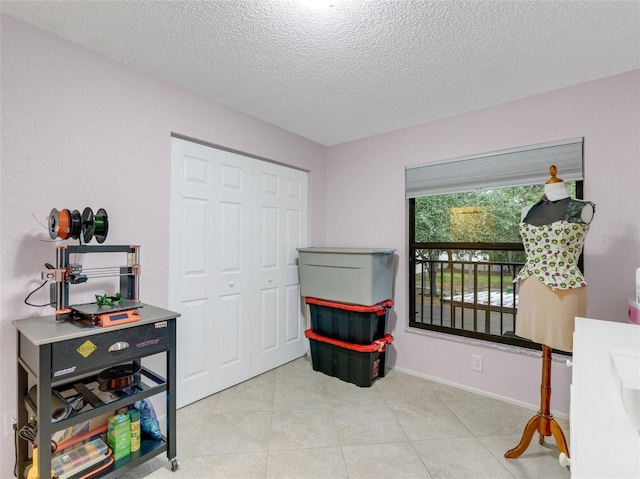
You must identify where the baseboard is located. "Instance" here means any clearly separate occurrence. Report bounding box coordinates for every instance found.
[390,365,569,420]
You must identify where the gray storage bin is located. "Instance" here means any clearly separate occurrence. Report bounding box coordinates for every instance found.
[297,247,395,305]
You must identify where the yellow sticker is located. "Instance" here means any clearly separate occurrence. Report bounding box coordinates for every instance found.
[77,340,97,358]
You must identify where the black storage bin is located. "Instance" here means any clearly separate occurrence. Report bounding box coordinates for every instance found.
[304,329,393,387]
[306,297,393,344]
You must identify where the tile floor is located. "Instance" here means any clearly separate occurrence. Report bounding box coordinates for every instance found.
[121,356,571,479]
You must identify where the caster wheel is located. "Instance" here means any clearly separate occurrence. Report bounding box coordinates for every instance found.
[170,457,180,472]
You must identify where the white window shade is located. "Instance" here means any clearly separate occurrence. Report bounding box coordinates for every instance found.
[406,137,583,198]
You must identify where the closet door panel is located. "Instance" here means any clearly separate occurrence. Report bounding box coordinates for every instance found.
[259,203,279,353]
[211,151,255,391]
[260,288,278,352]
[181,300,209,379]
[255,164,307,370]
[218,294,242,366]
[285,285,301,344]
[170,139,216,408]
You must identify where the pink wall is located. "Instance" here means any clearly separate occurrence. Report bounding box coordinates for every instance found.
[325,69,640,416]
[0,15,326,473]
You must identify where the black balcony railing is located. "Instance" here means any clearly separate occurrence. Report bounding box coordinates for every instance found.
[409,243,541,348]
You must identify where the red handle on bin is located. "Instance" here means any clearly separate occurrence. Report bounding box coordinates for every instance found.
[305,297,393,316]
[304,329,393,352]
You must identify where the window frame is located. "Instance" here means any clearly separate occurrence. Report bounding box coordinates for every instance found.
[408,181,584,351]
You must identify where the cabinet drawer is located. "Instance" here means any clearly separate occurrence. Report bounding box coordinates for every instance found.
[51,321,171,380]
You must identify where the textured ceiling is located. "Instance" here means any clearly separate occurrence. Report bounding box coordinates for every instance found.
[2,0,639,146]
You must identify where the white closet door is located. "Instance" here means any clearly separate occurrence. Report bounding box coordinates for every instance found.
[210,149,257,394]
[170,138,308,408]
[254,161,308,372]
[169,139,217,407]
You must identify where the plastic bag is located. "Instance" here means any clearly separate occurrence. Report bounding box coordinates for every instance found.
[134,399,162,440]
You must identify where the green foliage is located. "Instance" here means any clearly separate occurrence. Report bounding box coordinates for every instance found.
[414,184,576,243]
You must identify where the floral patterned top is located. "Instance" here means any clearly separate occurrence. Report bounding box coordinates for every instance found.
[514,199,594,290]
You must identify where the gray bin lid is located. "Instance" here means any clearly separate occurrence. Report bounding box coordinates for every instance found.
[297,247,395,254]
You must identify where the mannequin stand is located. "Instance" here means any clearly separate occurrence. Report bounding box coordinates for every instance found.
[505,345,570,459]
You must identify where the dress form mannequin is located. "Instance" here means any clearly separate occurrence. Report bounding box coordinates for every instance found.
[505,165,595,460]
[521,176,594,228]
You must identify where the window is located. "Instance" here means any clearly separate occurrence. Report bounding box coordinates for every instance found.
[406,138,584,348]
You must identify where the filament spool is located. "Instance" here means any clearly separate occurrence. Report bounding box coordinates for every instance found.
[47,207,108,242]
[82,207,95,243]
[48,208,71,240]
[69,210,82,240]
[94,208,109,244]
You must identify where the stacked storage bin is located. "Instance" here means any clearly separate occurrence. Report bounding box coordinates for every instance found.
[297,247,396,387]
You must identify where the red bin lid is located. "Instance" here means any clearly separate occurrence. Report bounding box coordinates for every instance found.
[305,297,393,316]
[304,329,393,352]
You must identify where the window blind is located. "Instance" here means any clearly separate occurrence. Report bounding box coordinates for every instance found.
[405,137,583,198]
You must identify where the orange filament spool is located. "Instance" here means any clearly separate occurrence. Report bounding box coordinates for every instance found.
[48,208,71,240]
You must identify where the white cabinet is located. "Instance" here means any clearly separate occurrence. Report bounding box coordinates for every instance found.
[570,317,640,478]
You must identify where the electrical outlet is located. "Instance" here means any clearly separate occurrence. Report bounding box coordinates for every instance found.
[3,411,17,438]
[472,354,483,372]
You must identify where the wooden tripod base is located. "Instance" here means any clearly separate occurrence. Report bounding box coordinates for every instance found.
[504,410,569,459]
[505,345,570,460]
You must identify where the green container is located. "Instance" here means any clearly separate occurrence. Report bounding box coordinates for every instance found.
[107,413,131,461]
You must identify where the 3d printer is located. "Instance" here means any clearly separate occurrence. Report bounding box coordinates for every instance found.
[42,244,142,326]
